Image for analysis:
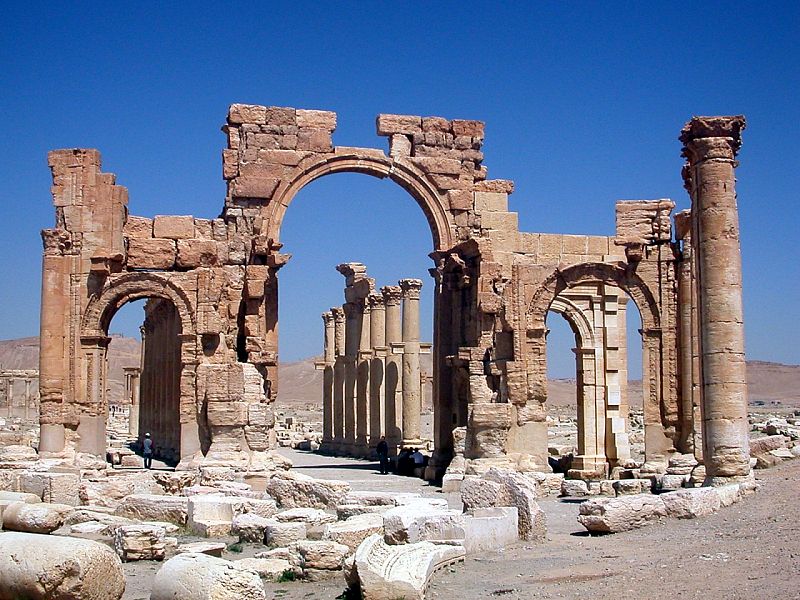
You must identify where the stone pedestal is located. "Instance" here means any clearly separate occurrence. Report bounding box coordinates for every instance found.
[680,115,750,483]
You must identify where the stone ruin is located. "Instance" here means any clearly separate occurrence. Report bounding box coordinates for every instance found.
[317,263,433,459]
[33,107,751,486]
[0,106,793,600]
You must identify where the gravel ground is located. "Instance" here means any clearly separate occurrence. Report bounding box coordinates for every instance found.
[121,451,800,600]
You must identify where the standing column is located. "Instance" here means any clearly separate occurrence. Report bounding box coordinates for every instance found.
[342,302,359,454]
[320,312,336,447]
[355,302,371,456]
[680,115,750,482]
[400,279,423,446]
[675,209,696,455]
[368,294,386,450]
[331,307,346,451]
[23,378,31,421]
[382,286,404,451]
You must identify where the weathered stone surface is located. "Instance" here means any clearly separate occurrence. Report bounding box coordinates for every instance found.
[113,524,166,561]
[560,479,590,497]
[266,471,350,509]
[151,552,266,600]
[126,238,176,269]
[2,501,73,533]
[231,512,272,542]
[460,478,502,510]
[483,468,546,542]
[613,479,651,496]
[383,505,465,545]
[115,494,188,525]
[463,507,519,554]
[661,487,721,519]
[79,473,160,508]
[355,533,465,600]
[578,494,667,533]
[153,215,195,239]
[177,541,226,557]
[18,471,80,505]
[289,539,349,574]
[264,519,307,547]
[274,506,336,526]
[323,512,384,553]
[235,557,295,581]
[0,532,125,599]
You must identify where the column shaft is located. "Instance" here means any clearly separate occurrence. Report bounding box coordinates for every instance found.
[681,116,750,482]
[400,279,423,445]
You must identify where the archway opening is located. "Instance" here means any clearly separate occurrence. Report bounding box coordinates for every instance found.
[543,281,645,478]
[104,296,183,468]
[275,172,437,463]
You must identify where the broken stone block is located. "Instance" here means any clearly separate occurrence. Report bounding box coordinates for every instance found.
[113,524,166,562]
[578,494,667,533]
[716,484,743,507]
[355,533,465,600]
[483,468,546,542]
[382,505,465,545]
[462,507,519,554]
[231,512,272,542]
[236,557,296,581]
[666,453,699,475]
[0,532,125,600]
[323,512,384,553]
[613,479,651,496]
[115,493,188,525]
[660,474,689,491]
[288,540,350,580]
[461,478,502,510]
[660,487,721,519]
[187,494,251,536]
[274,506,337,526]
[18,471,80,505]
[0,490,41,522]
[79,472,161,508]
[70,520,109,535]
[177,541,227,557]
[336,504,392,520]
[560,479,590,497]
[265,470,350,509]
[2,501,73,533]
[151,552,266,600]
[264,519,307,547]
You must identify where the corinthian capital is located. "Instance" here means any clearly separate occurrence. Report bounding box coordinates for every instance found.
[399,278,423,300]
[679,115,746,164]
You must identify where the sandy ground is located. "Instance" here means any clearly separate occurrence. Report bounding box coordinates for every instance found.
[118,450,800,600]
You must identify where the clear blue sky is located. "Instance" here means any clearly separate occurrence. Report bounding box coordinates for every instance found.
[1,2,798,379]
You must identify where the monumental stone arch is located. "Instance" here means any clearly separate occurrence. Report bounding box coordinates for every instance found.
[38,107,752,486]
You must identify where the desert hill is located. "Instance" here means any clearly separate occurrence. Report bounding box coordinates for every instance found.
[0,336,796,410]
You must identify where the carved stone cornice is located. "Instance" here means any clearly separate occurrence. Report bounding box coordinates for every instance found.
[679,115,746,164]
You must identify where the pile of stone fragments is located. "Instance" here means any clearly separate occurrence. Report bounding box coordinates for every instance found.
[0,445,544,600]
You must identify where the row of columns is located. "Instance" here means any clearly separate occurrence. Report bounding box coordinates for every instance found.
[319,263,426,457]
[0,371,38,420]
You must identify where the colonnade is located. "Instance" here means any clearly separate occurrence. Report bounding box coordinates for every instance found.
[138,299,182,463]
[0,370,38,421]
[319,263,428,457]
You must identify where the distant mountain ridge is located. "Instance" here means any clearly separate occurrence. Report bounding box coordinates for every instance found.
[0,336,796,408]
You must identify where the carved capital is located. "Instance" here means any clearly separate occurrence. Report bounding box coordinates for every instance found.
[41,228,74,256]
[367,293,385,309]
[680,115,746,164]
[331,306,345,323]
[399,278,423,299]
[381,285,403,306]
[322,311,335,324]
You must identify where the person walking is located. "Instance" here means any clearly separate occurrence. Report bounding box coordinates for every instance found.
[143,432,153,469]
[376,436,390,475]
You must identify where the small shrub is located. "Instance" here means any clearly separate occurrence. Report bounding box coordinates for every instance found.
[226,541,243,553]
[276,569,297,583]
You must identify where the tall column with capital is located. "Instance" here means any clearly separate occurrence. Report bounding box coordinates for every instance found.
[680,115,749,482]
[355,302,372,455]
[331,307,346,451]
[382,286,403,450]
[368,294,386,450]
[400,279,423,445]
[342,302,359,453]
[320,311,336,446]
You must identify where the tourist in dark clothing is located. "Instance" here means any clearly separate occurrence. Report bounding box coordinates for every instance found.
[376,436,390,474]
[143,432,153,469]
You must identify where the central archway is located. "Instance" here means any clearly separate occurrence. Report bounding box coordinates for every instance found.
[265,152,455,250]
